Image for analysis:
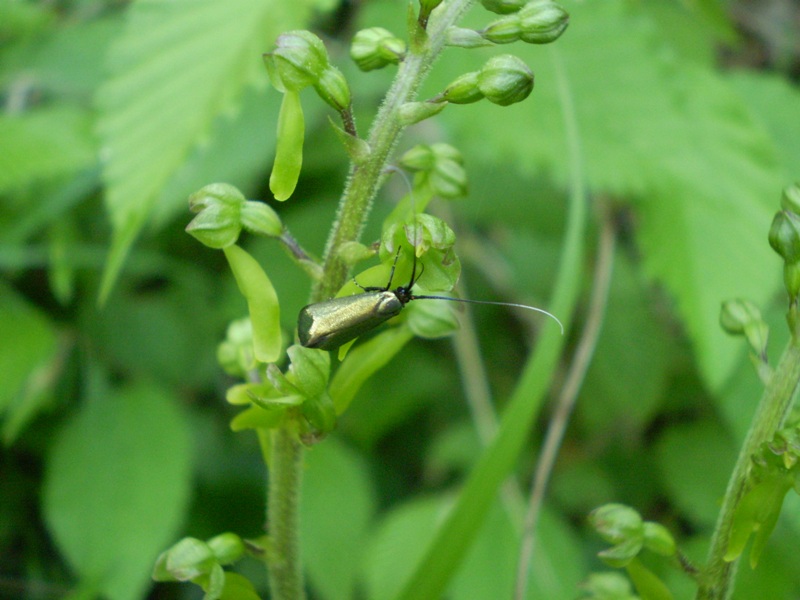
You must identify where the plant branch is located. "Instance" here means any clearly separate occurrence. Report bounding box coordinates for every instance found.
[313,0,475,303]
[697,338,800,600]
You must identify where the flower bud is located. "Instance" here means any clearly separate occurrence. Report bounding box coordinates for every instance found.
[188,183,245,213]
[207,533,246,565]
[430,156,468,198]
[477,54,533,106]
[397,101,447,125]
[481,16,522,44]
[241,200,282,237]
[780,182,800,214]
[266,30,329,92]
[439,71,484,104]
[518,0,569,44]
[186,201,242,249]
[399,145,436,171]
[153,537,215,582]
[642,522,676,557]
[589,504,643,545]
[314,65,351,111]
[480,0,525,14]
[217,318,256,376]
[350,27,406,71]
[445,26,493,48]
[720,299,762,336]
[769,210,800,263]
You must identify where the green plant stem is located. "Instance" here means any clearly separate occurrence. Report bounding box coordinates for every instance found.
[266,427,306,600]
[265,5,475,598]
[514,200,616,600]
[697,338,800,600]
[313,0,474,302]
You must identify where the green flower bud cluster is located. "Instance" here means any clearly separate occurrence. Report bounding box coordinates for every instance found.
[399,143,467,198]
[438,54,534,106]
[227,345,334,444]
[447,0,568,48]
[264,31,353,201]
[768,183,800,332]
[720,299,769,365]
[350,27,406,72]
[265,31,351,111]
[186,183,282,249]
[726,427,800,568]
[481,0,569,45]
[153,533,247,585]
[217,318,256,376]
[589,504,677,569]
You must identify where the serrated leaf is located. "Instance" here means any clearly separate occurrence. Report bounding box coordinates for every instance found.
[446,0,784,388]
[95,0,318,301]
[0,106,95,193]
[43,381,192,600]
[301,437,377,600]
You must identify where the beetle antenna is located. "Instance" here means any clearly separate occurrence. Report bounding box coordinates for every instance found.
[411,294,565,334]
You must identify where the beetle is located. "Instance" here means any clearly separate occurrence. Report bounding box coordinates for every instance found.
[297,246,562,351]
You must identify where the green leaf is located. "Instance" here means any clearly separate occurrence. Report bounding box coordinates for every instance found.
[329,326,414,414]
[43,380,192,600]
[301,437,377,600]
[223,245,282,364]
[446,0,784,389]
[0,106,95,193]
[95,0,318,301]
[219,572,261,600]
[625,557,673,600]
[0,282,59,443]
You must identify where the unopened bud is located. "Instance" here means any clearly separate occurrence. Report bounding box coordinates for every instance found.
[445,26,493,48]
[481,16,522,44]
[480,0,525,14]
[350,27,406,71]
[769,211,800,264]
[439,71,483,104]
[266,30,329,92]
[518,0,569,44]
[477,54,533,106]
[207,533,246,565]
[314,65,351,111]
[186,184,245,249]
[241,201,282,237]
[397,101,447,125]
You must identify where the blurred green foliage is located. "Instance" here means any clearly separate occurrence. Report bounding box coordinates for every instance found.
[2,0,800,598]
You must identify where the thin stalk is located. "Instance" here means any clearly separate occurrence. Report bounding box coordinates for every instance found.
[266,428,306,600]
[697,338,800,599]
[514,200,616,599]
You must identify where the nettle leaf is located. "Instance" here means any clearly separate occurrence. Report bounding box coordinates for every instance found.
[445,0,783,389]
[43,381,192,600]
[95,0,319,302]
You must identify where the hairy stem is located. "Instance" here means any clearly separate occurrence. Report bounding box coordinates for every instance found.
[267,427,306,600]
[313,0,475,302]
[266,4,475,598]
[697,339,800,599]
